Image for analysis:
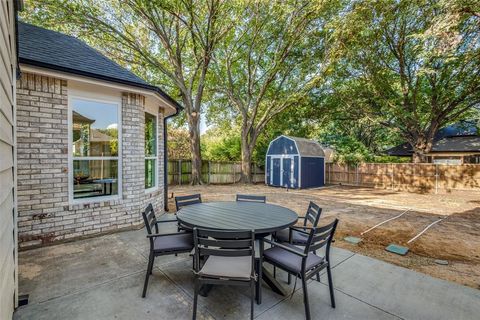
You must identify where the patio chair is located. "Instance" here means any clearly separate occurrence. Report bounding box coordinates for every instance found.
[141,203,194,298]
[262,219,339,320]
[192,228,256,320]
[273,201,323,283]
[274,201,322,244]
[175,193,202,210]
[236,194,266,203]
[175,194,202,232]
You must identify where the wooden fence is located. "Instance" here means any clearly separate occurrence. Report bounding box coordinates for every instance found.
[168,159,265,185]
[326,163,480,193]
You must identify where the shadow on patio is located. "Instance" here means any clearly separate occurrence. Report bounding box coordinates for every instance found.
[14,224,480,320]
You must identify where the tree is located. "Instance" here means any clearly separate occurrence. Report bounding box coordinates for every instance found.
[332,0,480,162]
[210,0,339,182]
[23,0,235,183]
[202,127,241,161]
[167,127,191,160]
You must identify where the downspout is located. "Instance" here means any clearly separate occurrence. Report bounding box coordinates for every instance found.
[164,107,180,211]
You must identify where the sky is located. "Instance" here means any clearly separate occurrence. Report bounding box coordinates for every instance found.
[73,98,118,130]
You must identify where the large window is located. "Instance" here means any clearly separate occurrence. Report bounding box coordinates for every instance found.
[70,97,120,201]
[145,112,157,190]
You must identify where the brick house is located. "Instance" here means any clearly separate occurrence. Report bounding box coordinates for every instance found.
[15,22,181,249]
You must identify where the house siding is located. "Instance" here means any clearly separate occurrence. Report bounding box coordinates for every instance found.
[0,0,18,317]
[16,72,165,249]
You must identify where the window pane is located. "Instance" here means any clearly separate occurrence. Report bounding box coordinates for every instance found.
[145,159,156,189]
[73,160,118,199]
[72,98,119,157]
[145,113,157,157]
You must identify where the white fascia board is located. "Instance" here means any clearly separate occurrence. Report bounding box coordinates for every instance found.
[19,64,178,116]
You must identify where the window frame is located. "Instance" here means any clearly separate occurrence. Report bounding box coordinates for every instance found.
[144,110,158,193]
[68,95,122,204]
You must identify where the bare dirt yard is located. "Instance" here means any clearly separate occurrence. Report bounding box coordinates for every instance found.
[168,184,480,289]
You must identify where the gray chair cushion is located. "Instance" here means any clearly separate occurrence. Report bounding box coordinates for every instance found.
[275,228,309,245]
[199,255,252,280]
[263,244,324,274]
[154,233,193,252]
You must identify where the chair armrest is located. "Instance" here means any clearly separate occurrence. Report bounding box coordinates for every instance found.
[155,218,178,224]
[263,238,307,257]
[290,226,311,235]
[146,231,186,238]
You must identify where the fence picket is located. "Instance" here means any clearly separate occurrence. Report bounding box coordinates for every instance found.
[326,163,480,193]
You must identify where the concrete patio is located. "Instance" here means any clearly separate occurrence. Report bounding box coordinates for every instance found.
[14,222,480,320]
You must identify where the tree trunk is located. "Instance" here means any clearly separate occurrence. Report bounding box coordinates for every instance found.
[240,146,253,183]
[240,133,253,183]
[411,135,433,163]
[187,113,202,185]
[412,151,426,163]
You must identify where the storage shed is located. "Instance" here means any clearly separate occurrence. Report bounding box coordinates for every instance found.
[265,136,325,189]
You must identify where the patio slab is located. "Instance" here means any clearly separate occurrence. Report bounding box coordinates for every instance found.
[17,233,147,304]
[14,270,214,320]
[328,254,480,320]
[14,228,480,320]
[256,280,401,320]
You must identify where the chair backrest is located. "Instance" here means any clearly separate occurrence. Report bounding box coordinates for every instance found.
[303,201,322,227]
[193,228,256,275]
[304,219,338,257]
[142,203,158,235]
[175,194,202,210]
[236,194,266,203]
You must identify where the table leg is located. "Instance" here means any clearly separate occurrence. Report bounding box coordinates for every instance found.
[199,284,213,297]
[256,240,263,304]
[261,267,289,296]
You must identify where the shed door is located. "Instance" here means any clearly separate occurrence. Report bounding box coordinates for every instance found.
[271,158,281,186]
[282,158,292,188]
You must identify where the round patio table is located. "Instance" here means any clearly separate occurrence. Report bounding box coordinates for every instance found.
[176,201,298,234]
[176,201,298,304]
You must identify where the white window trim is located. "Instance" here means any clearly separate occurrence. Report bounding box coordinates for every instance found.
[145,111,159,193]
[68,95,123,204]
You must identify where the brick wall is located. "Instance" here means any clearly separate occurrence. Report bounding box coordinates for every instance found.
[16,73,165,249]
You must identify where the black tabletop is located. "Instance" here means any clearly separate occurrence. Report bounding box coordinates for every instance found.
[176,201,298,234]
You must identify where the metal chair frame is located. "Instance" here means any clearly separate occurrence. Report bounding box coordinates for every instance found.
[192,228,257,320]
[236,194,266,203]
[263,219,339,320]
[141,203,193,298]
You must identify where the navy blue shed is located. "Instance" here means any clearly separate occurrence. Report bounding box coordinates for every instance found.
[265,136,325,189]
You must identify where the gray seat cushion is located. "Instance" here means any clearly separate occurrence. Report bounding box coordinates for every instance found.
[275,228,309,245]
[199,255,252,280]
[154,233,193,252]
[263,244,324,274]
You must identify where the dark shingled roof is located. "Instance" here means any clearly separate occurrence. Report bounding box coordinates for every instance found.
[386,121,480,156]
[17,22,181,110]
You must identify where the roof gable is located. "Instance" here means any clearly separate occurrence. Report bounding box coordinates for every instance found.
[17,22,181,111]
[268,135,325,157]
[18,22,149,86]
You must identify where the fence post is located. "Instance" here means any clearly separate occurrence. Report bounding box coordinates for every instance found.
[356,165,359,186]
[391,163,394,190]
[329,163,331,184]
[435,164,438,194]
[179,160,182,185]
[233,163,236,184]
[208,161,211,184]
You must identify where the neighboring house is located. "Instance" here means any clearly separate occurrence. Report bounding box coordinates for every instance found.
[0,1,21,318]
[15,21,181,249]
[386,121,480,164]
